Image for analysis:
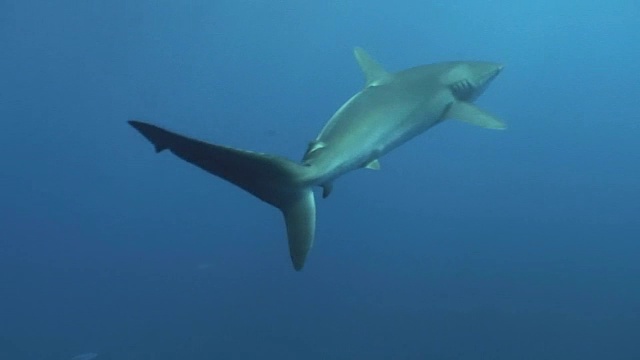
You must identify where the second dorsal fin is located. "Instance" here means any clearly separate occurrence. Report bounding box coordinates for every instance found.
[364,159,381,170]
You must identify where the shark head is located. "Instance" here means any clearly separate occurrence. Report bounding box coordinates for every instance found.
[443,62,503,102]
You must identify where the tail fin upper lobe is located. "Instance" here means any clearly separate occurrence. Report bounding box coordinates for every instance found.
[128,120,316,270]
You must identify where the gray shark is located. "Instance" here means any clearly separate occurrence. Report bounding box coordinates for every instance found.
[128,48,505,271]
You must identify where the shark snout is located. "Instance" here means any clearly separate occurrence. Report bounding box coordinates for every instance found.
[448,62,504,101]
[486,63,504,78]
[478,63,504,85]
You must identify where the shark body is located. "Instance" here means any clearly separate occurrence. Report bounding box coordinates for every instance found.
[129,48,505,270]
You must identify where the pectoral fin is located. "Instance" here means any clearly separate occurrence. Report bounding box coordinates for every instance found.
[447,101,506,130]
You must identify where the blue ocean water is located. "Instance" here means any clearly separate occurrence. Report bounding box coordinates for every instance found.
[1,1,639,359]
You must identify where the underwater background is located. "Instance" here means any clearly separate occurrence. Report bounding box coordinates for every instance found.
[1,1,639,359]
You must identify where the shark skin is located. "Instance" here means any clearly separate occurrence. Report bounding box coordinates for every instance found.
[128,48,506,271]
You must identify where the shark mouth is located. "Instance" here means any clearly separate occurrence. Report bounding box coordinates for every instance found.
[451,66,502,101]
[451,78,476,100]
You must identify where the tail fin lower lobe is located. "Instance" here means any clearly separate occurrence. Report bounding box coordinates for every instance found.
[128,120,316,270]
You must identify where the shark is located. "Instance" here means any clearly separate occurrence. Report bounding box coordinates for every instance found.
[128,47,506,271]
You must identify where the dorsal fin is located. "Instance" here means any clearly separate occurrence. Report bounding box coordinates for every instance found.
[354,47,390,87]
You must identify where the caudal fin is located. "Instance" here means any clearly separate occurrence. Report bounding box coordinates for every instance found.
[128,120,316,270]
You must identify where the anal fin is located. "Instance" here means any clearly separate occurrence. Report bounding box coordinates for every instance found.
[321,183,333,198]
